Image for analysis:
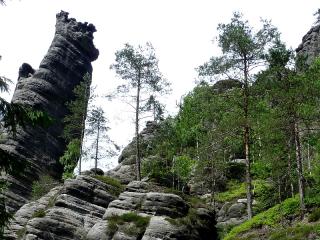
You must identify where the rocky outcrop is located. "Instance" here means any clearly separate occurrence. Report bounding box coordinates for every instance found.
[296,23,320,65]
[87,181,216,240]
[6,178,217,239]
[1,11,98,213]
[107,121,159,184]
[216,200,248,229]
[5,175,117,239]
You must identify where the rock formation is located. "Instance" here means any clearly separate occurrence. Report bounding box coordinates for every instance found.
[296,23,320,64]
[5,177,217,239]
[5,175,118,239]
[107,121,159,184]
[1,11,98,213]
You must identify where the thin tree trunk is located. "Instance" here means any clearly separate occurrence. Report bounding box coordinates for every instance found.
[135,82,141,181]
[243,57,253,219]
[95,121,100,173]
[277,176,281,203]
[78,74,90,175]
[294,121,305,211]
[307,143,311,175]
[287,148,295,198]
[172,156,175,189]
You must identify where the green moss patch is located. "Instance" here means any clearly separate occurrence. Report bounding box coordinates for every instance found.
[216,181,246,202]
[107,212,151,236]
[224,197,300,240]
[92,175,124,196]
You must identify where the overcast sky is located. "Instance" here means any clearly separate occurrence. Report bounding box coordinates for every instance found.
[0,0,319,170]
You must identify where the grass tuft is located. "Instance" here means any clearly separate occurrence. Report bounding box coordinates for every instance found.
[31,175,59,201]
[106,212,150,236]
[32,209,46,218]
[92,175,124,196]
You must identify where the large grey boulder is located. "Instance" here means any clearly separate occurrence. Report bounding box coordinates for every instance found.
[1,10,99,213]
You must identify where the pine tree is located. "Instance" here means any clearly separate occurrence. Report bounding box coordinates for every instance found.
[60,73,91,177]
[198,12,279,218]
[110,42,170,180]
[86,106,117,172]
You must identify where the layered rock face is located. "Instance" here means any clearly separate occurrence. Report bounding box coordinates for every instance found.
[5,175,118,239]
[296,23,320,64]
[1,11,98,213]
[6,177,217,239]
[87,181,216,240]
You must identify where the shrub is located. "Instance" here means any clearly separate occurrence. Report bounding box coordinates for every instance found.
[308,208,320,222]
[141,156,173,187]
[92,175,124,196]
[32,209,46,218]
[31,175,59,201]
[107,212,150,236]
[59,139,80,180]
[16,226,27,239]
[215,180,246,202]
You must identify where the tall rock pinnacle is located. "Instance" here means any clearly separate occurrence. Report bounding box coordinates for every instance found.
[0,11,99,213]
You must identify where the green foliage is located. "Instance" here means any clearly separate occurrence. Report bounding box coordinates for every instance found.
[59,139,81,179]
[111,42,170,180]
[63,73,91,142]
[172,155,195,185]
[107,212,150,236]
[92,175,124,196]
[32,209,46,218]
[141,156,173,187]
[61,73,92,176]
[31,175,59,201]
[86,106,117,170]
[269,223,320,240]
[224,197,300,240]
[215,181,246,202]
[254,180,278,212]
[308,208,320,222]
[16,227,27,239]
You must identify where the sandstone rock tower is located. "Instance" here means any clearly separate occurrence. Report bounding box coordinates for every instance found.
[1,11,99,213]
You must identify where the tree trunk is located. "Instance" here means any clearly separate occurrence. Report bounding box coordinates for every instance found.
[287,148,295,198]
[243,57,253,219]
[135,81,141,181]
[95,121,100,173]
[294,121,305,211]
[307,143,311,175]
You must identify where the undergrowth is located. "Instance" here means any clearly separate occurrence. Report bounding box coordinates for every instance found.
[106,212,150,236]
[223,196,300,240]
[31,175,59,201]
[92,175,124,196]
